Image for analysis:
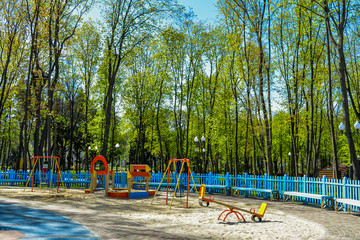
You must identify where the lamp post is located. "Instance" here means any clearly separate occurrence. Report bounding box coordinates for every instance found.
[95,146,98,155]
[115,143,120,172]
[339,121,360,179]
[194,136,205,172]
[88,146,92,168]
[194,136,199,172]
[288,152,291,175]
[201,136,205,172]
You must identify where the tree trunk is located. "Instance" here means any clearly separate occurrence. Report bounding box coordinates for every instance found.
[326,24,339,179]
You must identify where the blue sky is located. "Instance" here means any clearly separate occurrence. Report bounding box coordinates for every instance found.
[178,0,218,23]
[86,1,219,23]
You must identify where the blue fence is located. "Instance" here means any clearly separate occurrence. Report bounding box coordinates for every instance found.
[1,170,359,211]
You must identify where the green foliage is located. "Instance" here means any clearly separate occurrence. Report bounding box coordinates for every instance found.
[1,0,360,176]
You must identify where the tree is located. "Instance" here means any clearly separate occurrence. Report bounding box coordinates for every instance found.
[321,0,360,179]
[221,0,274,175]
[100,0,176,158]
[74,21,101,169]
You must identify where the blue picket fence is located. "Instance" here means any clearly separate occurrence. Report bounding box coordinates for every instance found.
[1,170,359,211]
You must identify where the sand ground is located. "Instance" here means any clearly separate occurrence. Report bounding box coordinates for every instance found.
[0,187,326,239]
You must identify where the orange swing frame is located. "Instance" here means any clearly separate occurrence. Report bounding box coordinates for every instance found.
[151,158,199,208]
[24,156,63,193]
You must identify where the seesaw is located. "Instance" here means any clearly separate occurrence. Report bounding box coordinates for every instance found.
[198,184,267,222]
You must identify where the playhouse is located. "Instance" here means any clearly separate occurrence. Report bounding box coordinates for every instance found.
[85,155,155,198]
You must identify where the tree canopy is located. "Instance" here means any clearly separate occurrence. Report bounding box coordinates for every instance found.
[1,0,360,179]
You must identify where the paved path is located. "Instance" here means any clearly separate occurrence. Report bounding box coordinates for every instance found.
[1,195,360,239]
[0,201,97,239]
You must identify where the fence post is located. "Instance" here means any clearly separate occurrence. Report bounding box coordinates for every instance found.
[342,177,348,211]
[263,174,268,199]
[157,171,161,183]
[245,173,249,188]
[244,173,249,197]
[85,170,90,188]
[263,174,268,189]
[226,172,229,187]
[208,172,213,194]
[303,175,308,204]
[322,175,327,195]
[303,175,308,193]
[10,170,14,186]
[283,174,288,192]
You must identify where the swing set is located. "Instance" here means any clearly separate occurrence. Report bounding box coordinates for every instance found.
[151,158,199,209]
[24,156,65,193]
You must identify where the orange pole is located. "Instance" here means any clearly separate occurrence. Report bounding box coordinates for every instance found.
[166,159,172,205]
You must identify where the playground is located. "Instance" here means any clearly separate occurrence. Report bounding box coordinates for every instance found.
[1,156,360,239]
[0,187,332,239]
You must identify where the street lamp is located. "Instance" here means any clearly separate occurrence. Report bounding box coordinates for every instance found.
[338,121,360,132]
[339,121,360,179]
[115,143,120,171]
[355,121,360,130]
[194,136,199,172]
[194,136,205,172]
[288,152,291,175]
[338,122,345,131]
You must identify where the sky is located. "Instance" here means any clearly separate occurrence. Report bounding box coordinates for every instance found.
[178,0,218,23]
[86,1,219,23]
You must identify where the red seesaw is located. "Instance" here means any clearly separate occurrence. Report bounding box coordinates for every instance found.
[198,184,267,222]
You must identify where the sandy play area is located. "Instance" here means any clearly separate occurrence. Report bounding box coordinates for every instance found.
[0,187,326,239]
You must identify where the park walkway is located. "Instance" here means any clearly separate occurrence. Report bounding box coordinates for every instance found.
[0,194,359,239]
[0,201,97,239]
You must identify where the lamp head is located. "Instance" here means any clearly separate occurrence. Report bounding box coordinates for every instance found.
[201,136,205,142]
[339,122,345,131]
[354,121,360,130]
[194,136,199,142]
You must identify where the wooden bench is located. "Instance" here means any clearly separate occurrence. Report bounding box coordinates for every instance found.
[232,187,280,201]
[283,191,334,210]
[207,185,232,195]
[335,198,360,213]
[0,179,27,186]
[149,182,176,190]
[62,179,91,188]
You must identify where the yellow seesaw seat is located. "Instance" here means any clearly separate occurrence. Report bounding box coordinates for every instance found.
[199,184,268,222]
